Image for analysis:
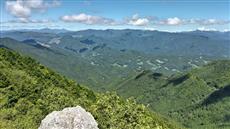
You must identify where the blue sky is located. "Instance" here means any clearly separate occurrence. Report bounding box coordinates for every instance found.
[1,0,230,31]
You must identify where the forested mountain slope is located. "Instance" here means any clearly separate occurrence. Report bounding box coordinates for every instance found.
[1,29,230,91]
[0,48,183,129]
[1,30,229,129]
[117,60,230,129]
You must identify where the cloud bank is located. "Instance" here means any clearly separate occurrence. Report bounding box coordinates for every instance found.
[4,1,229,29]
[60,13,229,27]
[6,0,60,18]
[127,14,150,26]
[60,13,117,25]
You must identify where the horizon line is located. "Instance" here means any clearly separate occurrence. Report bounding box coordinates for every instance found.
[1,28,230,33]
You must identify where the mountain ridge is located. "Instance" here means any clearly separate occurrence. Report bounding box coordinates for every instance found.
[116,60,230,129]
[0,48,183,129]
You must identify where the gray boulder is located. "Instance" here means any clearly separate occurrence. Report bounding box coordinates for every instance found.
[39,106,99,129]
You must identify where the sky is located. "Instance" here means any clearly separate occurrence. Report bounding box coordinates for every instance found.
[0,0,230,32]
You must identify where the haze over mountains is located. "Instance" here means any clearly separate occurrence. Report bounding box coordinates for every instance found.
[0,48,182,129]
[0,29,229,89]
[0,29,230,129]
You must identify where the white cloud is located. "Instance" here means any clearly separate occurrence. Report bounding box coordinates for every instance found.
[162,17,182,25]
[127,14,150,26]
[197,27,217,31]
[223,29,229,32]
[167,17,182,25]
[61,13,150,26]
[61,13,117,25]
[6,1,31,18]
[9,18,52,23]
[24,0,44,9]
[144,27,156,31]
[128,18,149,26]
[18,17,29,22]
[60,13,229,27]
[132,14,139,20]
[157,17,229,26]
[194,19,230,25]
[5,0,61,18]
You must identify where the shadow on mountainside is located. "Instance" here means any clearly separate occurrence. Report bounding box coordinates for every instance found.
[161,74,190,88]
[202,84,230,105]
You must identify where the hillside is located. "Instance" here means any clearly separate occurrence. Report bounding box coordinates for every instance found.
[116,60,230,129]
[0,30,229,129]
[0,37,138,91]
[0,48,183,129]
[1,29,229,91]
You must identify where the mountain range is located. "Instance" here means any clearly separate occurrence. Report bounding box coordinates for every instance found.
[0,48,182,129]
[0,29,229,129]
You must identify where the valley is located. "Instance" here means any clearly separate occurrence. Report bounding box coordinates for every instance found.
[1,29,229,90]
[0,29,230,129]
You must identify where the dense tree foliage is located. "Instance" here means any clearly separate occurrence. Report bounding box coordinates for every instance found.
[0,48,183,129]
[117,60,230,129]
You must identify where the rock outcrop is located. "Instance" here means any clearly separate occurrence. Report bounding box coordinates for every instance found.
[39,106,99,129]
